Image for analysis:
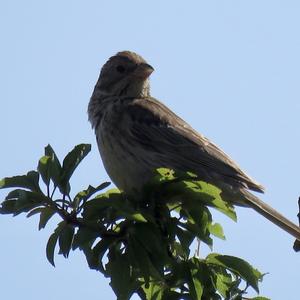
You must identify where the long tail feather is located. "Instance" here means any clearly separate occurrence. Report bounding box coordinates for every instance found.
[241,190,300,240]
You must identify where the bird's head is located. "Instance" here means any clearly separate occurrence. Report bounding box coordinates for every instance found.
[94,51,154,98]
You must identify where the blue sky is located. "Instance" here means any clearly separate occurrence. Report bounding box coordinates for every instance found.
[1,1,300,299]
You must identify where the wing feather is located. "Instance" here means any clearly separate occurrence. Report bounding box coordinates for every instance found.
[125,97,264,193]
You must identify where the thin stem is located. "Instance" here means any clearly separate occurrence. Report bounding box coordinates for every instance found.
[195,238,200,257]
[46,184,50,198]
[62,193,66,210]
[50,185,57,199]
[297,197,300,226]
[293,197,300,251]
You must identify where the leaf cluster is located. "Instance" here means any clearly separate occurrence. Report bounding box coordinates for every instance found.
[0,144,268,300]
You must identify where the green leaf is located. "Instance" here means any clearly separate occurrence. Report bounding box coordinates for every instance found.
[251,297,270,300]
[134,223,167,260]
[131,224,169,281]
[0,171,41,193]
[188,259,204,300]
[37,155,51,186]
[181,222,212,247]
[46,231,59,267]
[143,281,163,300]
[72,227,99,250]
[130,213,147,222]
[176,227,194,257]
[0,199,17,214]
[155,168,176,181]
[170,241,187,259]
[83,188,152,224]
[153,171,237,222]
[44,144,63,188]
[27,207,44,218]
[127,236,151,285]
[121,211,149,223]
[208,223,225,240]
[206,253,263,293]
[39,207,56,230]
[73,182,110,209]
[87,237,116,271]
[161,290,184,300]
[181,202,213,246]
[60,144,91,194]
[58,223,75,258]
[210,268,232,298]
[82,188,124,219]
[2,189,46,215]
[184,180,237,221]
[106,252,136,300]
[46,221,67,266]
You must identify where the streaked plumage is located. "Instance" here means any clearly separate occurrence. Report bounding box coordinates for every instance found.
[88,51,300,240]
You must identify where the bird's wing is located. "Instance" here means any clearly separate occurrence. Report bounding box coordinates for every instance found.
[124,97,264,193]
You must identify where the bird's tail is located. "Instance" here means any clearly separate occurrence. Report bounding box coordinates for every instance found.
[239,190,300,240]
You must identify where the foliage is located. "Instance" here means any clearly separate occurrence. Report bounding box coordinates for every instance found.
[0,144,269,300]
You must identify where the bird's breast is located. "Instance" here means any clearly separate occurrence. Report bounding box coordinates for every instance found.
[95,106,154,192]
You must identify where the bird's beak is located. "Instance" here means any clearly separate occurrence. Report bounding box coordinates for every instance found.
[133,63,154,79]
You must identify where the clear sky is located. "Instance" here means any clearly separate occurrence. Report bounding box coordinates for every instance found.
[1,1,300,299]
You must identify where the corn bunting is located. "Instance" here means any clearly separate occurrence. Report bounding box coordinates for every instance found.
[88,51,300,240]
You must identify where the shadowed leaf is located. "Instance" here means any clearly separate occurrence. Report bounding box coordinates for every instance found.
[60,144,91,194]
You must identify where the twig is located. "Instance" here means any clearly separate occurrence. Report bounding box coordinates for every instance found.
[195,238,200,257]
[293,197,300,251]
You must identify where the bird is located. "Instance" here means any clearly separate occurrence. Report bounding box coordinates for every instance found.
[88,50,300,240]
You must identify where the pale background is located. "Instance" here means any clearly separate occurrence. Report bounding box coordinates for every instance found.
[1,1,300,299]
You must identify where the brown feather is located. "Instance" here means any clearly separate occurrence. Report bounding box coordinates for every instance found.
[88,51,300,241]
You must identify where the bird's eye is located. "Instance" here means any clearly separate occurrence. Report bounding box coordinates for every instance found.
[116,65,126,73]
